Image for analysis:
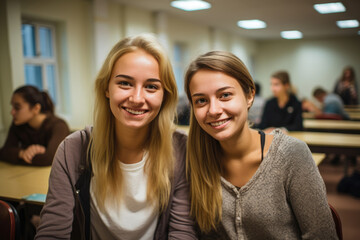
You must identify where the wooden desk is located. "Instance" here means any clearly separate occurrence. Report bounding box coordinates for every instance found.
[303,119,360,134]
[288,131,360,156]
[0,162,50,203]
[312,153,325,166]
[344,105,360,110]
[348,112,360,120]
[345,108,360,113]
[303,112,360,121]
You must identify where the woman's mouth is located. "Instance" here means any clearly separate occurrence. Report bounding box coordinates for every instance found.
[124,107,147,115]
[208,118,230,127]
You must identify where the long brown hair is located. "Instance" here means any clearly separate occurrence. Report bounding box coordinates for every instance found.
[91,34,178,211]
[184,51,255,232]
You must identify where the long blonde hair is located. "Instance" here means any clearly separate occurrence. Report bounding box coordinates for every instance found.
[91,34,178,211]
[184,51,255,232]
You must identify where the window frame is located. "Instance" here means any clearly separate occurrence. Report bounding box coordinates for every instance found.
[22,19,61,108]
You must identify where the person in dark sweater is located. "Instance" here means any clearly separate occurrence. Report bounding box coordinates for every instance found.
[334,66,358,106]
[258,71,303,133]
[0,85,70,166]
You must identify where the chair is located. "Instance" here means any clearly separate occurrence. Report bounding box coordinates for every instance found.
[0,200,20,240]
[329,203,343,240]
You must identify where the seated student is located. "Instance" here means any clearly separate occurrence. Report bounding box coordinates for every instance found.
[258,71,303,133]
[334,66,358,106]
[303,87,349,120]
[184,51,337,239]
[0,85,70,166]
[35,35,196,239]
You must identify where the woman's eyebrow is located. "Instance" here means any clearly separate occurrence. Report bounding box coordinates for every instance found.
[115,74,133,80]
[216,86,234,93]
[146,78,161,83]
[191,86,234,97]
[115,75,161,83]
[191,93,205,98]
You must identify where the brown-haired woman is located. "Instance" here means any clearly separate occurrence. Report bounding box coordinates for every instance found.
[0,85,70,166]
[184,51,337,239]
[258,71,303,133]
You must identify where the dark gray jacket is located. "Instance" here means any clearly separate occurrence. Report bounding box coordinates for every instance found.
[35,127,197,239]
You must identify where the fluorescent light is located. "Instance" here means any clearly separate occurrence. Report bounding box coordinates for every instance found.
[314,2,346,14]
[237,20,267,29]
[336,20,359,28]
[281,30,303,39]
[170,0,211,11]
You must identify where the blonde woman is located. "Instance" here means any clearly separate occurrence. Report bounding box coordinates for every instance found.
[36,35,196,239]
[184,51,337,239]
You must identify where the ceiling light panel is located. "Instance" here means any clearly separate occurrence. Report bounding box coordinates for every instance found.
[170,0,211,11]
[314,2,346,14]
[237,19,267,29]
[281,30,303,39]
[336,20,359,28]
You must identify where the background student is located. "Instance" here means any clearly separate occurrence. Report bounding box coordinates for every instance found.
[0,85,70,166]
[334,66,358,106]
[302,87,349,120]
[184,51,337,239]
[258,71,303,133]
[35,35,196,239]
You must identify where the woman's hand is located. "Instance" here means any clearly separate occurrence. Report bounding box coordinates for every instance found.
[19,145,46,164]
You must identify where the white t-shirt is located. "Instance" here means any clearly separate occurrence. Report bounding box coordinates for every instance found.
[90,152,158,240]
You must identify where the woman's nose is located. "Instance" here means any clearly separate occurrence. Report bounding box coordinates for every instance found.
[128,88,145,105]
[10,108,16,117]
[207,100,222,117]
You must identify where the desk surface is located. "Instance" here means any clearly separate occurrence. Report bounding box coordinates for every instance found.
[345,105,360,111]
[348,112,360,120]
[303,112,360,121]
[288,131,360,148]
[0,162,51,203]
[312,153,325,166]
[304,119,360,132]
[345,109,360,113]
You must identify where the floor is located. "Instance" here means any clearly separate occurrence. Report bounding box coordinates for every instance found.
[318,160,360,240]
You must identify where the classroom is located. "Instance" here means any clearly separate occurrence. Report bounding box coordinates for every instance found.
[0,0,360,239]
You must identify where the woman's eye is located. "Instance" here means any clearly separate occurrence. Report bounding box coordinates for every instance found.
[194,98,207,105]
[118,81,131,87]
[146,84,159,90]
[221,92,232,99]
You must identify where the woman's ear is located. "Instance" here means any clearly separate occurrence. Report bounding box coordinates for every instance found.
[247,89,255,108]
[32,103,42,114]
[105,89,109,98]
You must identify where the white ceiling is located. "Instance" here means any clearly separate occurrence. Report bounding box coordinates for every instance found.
[113,0,360,40]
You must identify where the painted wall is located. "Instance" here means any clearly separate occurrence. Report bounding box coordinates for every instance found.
[12,0,356,146]
[0,0,24,145]
[254,37,360,101]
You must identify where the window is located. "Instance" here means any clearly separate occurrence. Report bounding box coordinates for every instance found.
[173,42,188,96]
[22,21,58,104]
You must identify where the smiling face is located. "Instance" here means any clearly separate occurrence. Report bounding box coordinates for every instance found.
[189,70,254,142]
[10,93,38,126]
[106,49,164,131]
